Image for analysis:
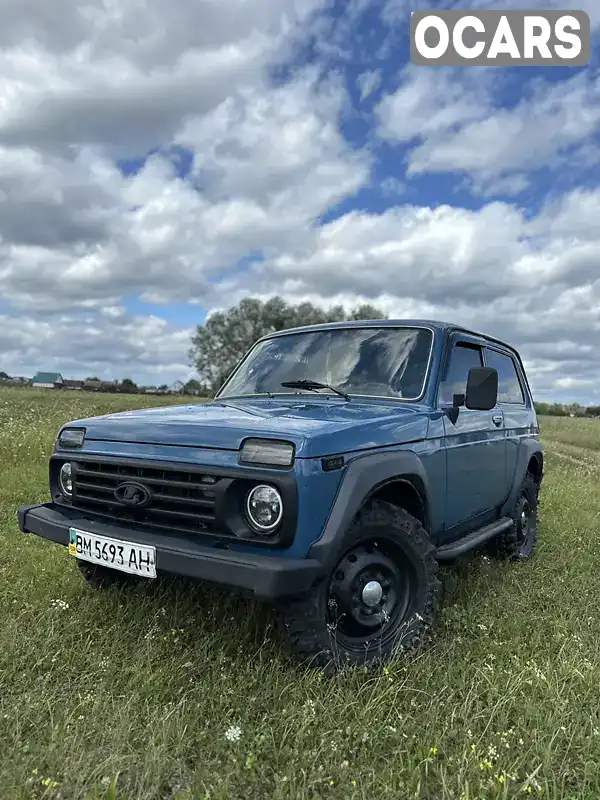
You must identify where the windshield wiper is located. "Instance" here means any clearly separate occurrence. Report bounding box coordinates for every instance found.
[280,379,351,401]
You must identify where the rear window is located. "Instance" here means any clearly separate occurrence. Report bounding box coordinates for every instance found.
[485,349,525,404]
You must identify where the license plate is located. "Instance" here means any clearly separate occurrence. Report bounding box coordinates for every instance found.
[68,527,157,579]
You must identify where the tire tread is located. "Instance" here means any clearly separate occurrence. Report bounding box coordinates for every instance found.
[277,499,441,670]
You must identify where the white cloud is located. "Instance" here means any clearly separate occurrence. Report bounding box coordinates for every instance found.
[357,70,381,101]
[378,66,600,196]
[0,145,126,248]
[0,310,195,385]
[0,66,368,311]
[179,68,368,218]
[377,67,492,144]
[0,0,325,157]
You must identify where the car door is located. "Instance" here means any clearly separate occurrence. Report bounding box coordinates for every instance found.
[483,346,531,501]
[439,337,507,534]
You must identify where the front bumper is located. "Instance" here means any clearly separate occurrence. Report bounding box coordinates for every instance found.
[18,503,321,600]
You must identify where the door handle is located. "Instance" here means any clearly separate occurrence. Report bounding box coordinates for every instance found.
[492,414,503,426]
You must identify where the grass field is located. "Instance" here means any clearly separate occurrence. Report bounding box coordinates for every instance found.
[1,387,600,799]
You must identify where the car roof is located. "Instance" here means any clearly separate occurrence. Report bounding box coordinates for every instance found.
[260,318,520,356]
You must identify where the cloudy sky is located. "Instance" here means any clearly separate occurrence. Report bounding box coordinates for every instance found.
[1,0,599,401]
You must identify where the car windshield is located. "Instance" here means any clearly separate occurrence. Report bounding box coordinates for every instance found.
[217,326,434,400]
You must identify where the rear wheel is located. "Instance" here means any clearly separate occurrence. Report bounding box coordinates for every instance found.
[489,472,539,560]
[277,500,441,670]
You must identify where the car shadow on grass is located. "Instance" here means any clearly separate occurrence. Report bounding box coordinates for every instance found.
[96,570,280,663]
[80,549,508,671]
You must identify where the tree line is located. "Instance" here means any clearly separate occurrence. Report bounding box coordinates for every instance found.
[0,373,208,397]
[535,402,600,418]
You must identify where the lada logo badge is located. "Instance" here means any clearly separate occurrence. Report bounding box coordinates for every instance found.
[114,481,151,507]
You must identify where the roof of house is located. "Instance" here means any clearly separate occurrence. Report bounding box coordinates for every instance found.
[32,372,63,383]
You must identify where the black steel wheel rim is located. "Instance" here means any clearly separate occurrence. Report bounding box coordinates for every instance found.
[516,495,534,553]
[325,538,414,651]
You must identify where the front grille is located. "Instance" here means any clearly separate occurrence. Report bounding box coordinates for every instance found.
[71,460,223,536]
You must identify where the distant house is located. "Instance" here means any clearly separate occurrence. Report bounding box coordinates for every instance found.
[83,379,102,391]
[63,379,84,390]
[32,372,64,389]
[167,380,185,394]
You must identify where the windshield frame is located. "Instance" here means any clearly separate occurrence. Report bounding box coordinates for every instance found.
[214,324,437,404]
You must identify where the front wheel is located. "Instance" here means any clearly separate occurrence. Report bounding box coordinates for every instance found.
[276,500,441,670]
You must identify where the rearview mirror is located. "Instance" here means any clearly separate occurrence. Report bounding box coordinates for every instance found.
[465,367,498,411]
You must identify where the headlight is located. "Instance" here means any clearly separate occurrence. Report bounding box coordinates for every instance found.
[59,462,73,496]
[239,438,295,467]
[58,427,85,448]
[245,485,283,533]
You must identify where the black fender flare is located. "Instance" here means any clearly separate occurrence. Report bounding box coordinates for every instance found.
[500,437,544,518]
[307,450,431,571]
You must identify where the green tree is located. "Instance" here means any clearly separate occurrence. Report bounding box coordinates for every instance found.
[189,296,388,392]
[119,378,138,394]
[0,371,10,381]
[184,379,203,395]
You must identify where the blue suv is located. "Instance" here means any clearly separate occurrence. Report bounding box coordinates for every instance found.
[18,320,543,669]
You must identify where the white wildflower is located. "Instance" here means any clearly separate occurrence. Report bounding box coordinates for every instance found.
[225,724,242,742]
[51,599,69,610]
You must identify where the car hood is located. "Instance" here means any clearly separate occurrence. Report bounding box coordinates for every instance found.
[69,397,429,459]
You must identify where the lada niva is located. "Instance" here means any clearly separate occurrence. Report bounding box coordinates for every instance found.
[18,320,543,669]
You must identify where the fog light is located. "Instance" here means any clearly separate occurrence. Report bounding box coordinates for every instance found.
[245,485,283,533]
[59,462,73,496]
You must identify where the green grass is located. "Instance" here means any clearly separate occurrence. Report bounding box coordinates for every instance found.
[1,388,600,799]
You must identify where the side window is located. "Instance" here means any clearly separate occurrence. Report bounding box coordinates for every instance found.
[485,349,525,404]
[439,343,483,405]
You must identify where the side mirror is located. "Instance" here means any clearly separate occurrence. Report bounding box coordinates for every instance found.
[465,367,498,411]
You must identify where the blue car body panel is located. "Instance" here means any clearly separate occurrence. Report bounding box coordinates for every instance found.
[68,397,429,459]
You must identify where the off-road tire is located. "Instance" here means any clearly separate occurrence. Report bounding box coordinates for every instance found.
[76,559,140,589]
[488,472,539,560]
[276,499,441,671]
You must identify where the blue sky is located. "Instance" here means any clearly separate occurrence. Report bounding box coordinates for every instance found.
[0,0,599,401]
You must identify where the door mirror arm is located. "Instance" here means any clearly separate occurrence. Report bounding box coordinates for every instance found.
[442,394,465,425]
